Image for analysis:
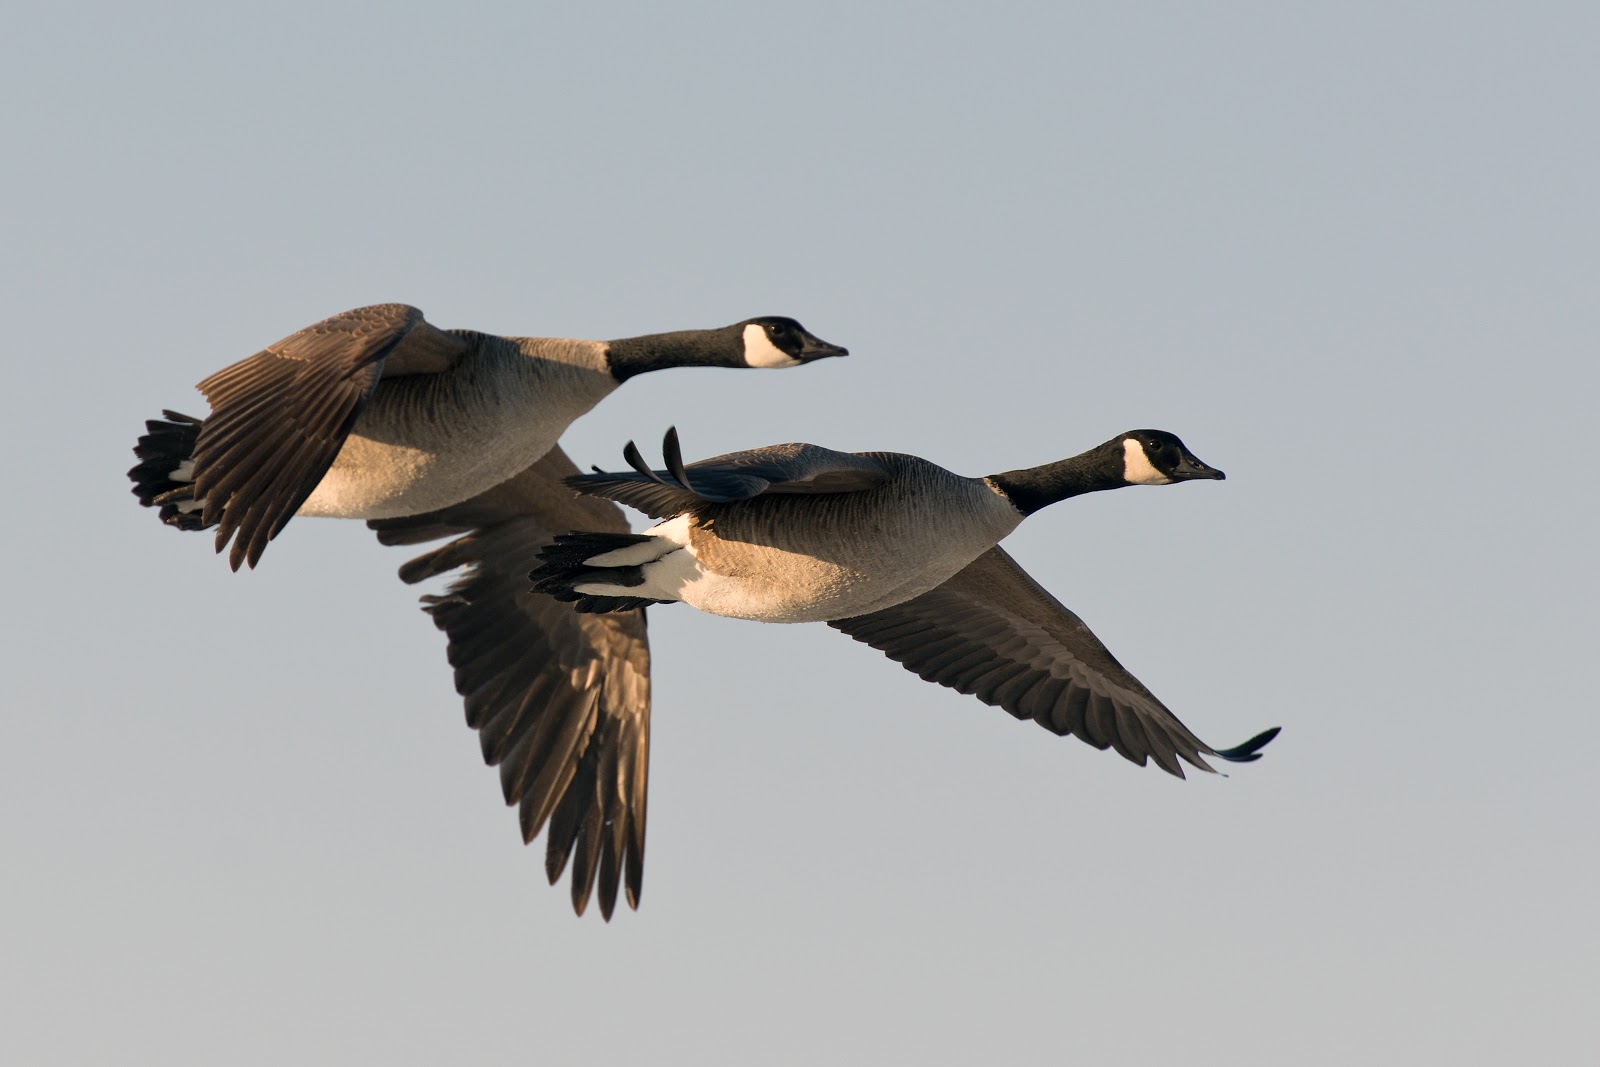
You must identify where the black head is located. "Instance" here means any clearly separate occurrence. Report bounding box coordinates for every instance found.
[737,316,849,368]
[1119,429,1226,485]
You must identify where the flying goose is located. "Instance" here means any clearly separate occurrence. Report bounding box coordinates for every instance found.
[532,428,1279,777]
[129,303,846,569]
[128,304,846,918]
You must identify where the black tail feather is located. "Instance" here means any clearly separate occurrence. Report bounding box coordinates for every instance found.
[530,532,674,614]
[128,410,213,531]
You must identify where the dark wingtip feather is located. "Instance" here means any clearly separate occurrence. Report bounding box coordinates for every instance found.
[662,426,692,489]
[622,438,659,483]
[1214,726,1281,763]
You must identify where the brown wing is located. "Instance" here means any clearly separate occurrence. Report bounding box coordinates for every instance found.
[192,303,470,569]
[828,547,1278,777]
[369,445,650,919]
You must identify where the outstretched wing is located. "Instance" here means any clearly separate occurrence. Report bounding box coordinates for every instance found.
[369,445,650,919]
[566,426,892,518]
[192,303,470,569]
[829,547,1278,777]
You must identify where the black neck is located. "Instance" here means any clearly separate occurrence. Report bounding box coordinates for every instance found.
[988,441,1126,516]
[605,326,743,381]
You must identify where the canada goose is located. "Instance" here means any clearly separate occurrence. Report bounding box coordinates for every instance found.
[129,303,846,569]
[128,304,846,918]
[532,428,1279,777]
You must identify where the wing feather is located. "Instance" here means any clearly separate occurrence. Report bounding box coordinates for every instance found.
[829,547,1279,776]
[190,304,469,568]
[369,445,650,919]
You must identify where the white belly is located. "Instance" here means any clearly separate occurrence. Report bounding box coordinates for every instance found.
[678,559,965,622]
[297,424,562,519]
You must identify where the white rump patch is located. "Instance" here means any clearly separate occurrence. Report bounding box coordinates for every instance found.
[170,459,196,482]
[583,516,694,566]
[577,516,702,603]
[742,323,800,369]
[1122,438,1172,485]
[577,546,704,602]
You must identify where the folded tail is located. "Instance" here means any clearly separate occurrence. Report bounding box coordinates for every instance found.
[530,531,677,614]
[128,410,213,531]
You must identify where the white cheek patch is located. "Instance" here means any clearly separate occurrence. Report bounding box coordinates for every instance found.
[1122,438,1172,485]
[742,323,801,369]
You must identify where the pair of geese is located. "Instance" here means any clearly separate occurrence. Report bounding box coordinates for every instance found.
[129,303,1278,919]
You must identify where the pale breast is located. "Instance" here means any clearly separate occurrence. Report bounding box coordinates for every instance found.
[298,335,617,519]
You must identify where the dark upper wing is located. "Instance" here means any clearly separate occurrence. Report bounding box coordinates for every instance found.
[192,303,470,569]
[368,444,650,919]
[567,426,892,518]
[828,547,1278,777]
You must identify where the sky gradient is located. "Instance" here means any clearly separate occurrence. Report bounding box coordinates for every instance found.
[4,2,1596,1064]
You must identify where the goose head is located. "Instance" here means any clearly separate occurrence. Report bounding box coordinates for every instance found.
[737,316,850,368]
[1119,429,1226,486]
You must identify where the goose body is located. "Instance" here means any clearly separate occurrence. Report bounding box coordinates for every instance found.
[127,304,846,919]
[130,303,846,568]
[533,428,1279,778]
[573,452,1025,622]
[296,332,619,519]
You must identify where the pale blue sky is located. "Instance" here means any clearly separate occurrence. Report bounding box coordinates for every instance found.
[3,2,1596,1064]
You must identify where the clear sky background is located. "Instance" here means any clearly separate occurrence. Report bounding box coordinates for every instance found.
[3,2,1595,1064]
